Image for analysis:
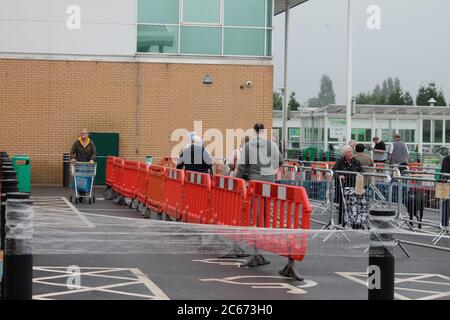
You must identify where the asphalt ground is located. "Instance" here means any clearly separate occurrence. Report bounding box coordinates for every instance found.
[3,186,450,300]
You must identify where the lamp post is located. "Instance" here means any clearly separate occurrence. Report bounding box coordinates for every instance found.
[345,0,354,143]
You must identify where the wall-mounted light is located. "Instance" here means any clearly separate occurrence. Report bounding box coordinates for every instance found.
[203,74,213,85]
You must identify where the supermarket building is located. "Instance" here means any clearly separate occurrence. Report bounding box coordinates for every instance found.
[0,0,306,184]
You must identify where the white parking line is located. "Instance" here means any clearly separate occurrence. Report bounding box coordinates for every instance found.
[61,197,95,228]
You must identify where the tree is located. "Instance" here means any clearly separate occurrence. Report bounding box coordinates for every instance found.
[288,92,300,111]
[317,74,336,107]
[307,74,336,108]
[307,97,320,108]
[356,77,413,105]
[273,91,282,110]
[403,92,414,105]
[416,82,447,106]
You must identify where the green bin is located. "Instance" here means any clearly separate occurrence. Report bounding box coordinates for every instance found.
[12,155,31,192]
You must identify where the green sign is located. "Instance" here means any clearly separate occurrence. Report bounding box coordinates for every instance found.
[329,119,346,126]
[422,154,442,167]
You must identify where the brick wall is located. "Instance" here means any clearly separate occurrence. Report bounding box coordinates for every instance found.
[0,59,273,184]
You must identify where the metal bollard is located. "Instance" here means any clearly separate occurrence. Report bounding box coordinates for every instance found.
[63,153,70,187]
[368,208,396,300]
[4,192,33,300]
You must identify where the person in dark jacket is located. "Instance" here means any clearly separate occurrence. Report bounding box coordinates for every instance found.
[176,135,213,174]
[70,129,97,163]
[333,145,363,226]
[440,148,450,227]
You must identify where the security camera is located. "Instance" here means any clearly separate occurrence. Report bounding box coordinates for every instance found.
[246,80,253,88]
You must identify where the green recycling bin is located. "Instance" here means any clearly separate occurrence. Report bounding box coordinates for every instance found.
[12,155,31,192]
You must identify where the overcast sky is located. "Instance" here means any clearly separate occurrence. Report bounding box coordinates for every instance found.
[273,0,450,105]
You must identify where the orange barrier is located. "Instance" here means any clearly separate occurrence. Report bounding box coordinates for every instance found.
[244,181,311,261]
[136,162,149,204]
[286,161,301,167]
[211,175,248,226]
[160,157,176,168]
[310,162,329,170]
[106,156,116,187]
[112,157,124,194]
[182,171,212,224]
[326,162,335,170]
[146,165,166,214]
[164,167,185,220]
[121,160,139,198]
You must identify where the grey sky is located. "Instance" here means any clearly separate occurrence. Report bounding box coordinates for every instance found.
[273,0,450,105]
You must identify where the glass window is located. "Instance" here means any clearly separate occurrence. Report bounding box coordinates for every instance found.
[137,25,178,53]
[382,129,394,142]
[180,27,221,55]
[288,128,300,141]
[138,0,179,24]
[224,28,265,56]
[183,0,220,24]
[266,29,272,56]
[398,129,415,143]
[351,128,371,142]
[266,0,273,27]
[224,0,265,27]
[434,120,443,143]
[446,120,450,143]
[423,120,431,143]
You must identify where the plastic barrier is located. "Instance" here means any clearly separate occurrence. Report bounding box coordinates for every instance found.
[182,171,212,224]
[326,162,335,170]
[136,162,149,204]
[244,181,311,261]
[112,158,124,194]
[121,160,139,199]
[164,167,185,220]
[211,175,248,226]
[160,157,176,168]
[105,156,116,187]
[146,165,166,214]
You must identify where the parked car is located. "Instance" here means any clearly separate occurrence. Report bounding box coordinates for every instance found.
[433,146,450,158]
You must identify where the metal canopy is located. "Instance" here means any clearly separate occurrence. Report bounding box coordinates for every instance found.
[274,0,309,15]
[314,104,450,116]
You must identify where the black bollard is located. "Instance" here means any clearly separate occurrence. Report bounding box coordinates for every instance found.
[368,209,396,300]
[1,179,19,250]
[63,153,70,187]
[4,193,32,300]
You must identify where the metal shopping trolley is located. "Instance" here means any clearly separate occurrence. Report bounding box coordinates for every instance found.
[338,174,370,230]
[70,162,97,204]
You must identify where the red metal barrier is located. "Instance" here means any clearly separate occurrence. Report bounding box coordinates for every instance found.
[112,157,124,194]
[244,181,311,261]
[106,156,116,187]
[164,168,185,220]
[211,175,248,226]
[121,160,139,198]
[182,171,212,224]
[146,165,166,213]
[136,162,149,204]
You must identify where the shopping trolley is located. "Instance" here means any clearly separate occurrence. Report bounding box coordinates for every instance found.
[70,162,97,204]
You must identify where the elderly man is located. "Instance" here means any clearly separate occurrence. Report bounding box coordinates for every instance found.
[333,145,364,227]
[70,129,97,163]
[389,134,409,172]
